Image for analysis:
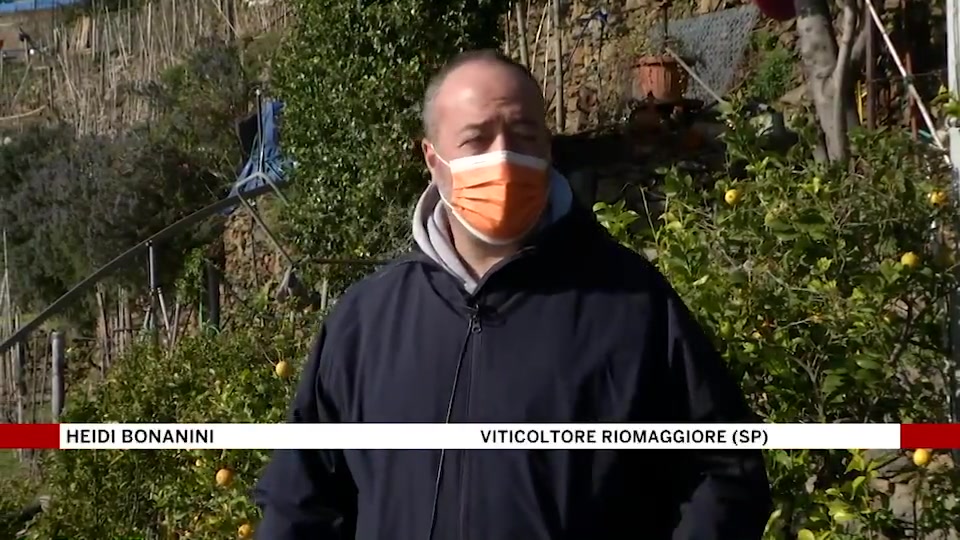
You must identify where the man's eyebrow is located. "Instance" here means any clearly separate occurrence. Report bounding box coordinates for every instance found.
[458,121,491,134]
[458,116,538,136]
[509,118,538,128]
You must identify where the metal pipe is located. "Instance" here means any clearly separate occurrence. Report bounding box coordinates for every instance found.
[51,331,64,423]
[665,47,725,105]
[147,241,157,291]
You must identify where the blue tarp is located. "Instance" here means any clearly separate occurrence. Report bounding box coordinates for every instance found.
[0,0,82,13]
[222,99,291,215]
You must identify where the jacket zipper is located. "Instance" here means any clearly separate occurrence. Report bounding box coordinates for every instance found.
[458,308,482,539]
[428,308,484,540]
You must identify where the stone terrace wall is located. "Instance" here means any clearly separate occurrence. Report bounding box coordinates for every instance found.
[507,0,753,134]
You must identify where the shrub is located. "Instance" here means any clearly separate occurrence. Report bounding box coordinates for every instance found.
[596,108,960,538]
[26,300,318,540]
[0,457,41,540]
[274,0,510,291]
[744,30,798,104]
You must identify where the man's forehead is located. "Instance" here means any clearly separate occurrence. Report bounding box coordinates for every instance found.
[434,61,542,123]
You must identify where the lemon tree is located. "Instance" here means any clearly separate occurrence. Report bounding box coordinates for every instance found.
[596,107,960,538]
[25,301,316,540]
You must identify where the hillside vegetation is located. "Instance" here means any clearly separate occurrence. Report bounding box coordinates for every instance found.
[0,39,264,316]
[1,1,958,539]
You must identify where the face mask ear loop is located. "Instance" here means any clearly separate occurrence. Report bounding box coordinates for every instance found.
[428,143,450,168]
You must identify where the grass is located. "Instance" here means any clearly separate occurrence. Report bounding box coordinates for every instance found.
[0,450,19,478]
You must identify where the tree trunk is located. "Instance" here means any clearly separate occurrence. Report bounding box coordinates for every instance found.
[793,0,865,163]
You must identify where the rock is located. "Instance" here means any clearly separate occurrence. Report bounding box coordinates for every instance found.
[889,480,916,521]
[869,477,892,494]
[698,0,724,14]
[778,84,807,106]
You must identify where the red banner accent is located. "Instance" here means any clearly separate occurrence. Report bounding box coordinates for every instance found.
[0,423,60,449]
[900,423,960,449]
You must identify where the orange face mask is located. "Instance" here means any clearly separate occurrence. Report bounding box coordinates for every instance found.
[435,150,549,245]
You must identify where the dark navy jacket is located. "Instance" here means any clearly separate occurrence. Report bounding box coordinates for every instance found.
[253,206,771,540]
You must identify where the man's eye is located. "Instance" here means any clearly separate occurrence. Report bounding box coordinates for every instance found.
[511,128,537,140]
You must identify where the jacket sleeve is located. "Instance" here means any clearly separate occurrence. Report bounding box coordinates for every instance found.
[253,325,357,540]
[662,291,772,540]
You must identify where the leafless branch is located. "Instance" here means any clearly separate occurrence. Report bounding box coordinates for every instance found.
[832,0,859,162]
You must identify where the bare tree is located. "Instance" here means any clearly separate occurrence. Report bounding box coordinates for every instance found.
[793,0,873,162]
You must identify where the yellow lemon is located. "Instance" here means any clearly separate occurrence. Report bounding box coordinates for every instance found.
[929,190,948,206]
[215,468,234,487]
[719,321,733,338]
[724,188,741,206]
[275,360,292,379]
[238,523,254,539]
[913,448,931,467]
[900,252,920,269]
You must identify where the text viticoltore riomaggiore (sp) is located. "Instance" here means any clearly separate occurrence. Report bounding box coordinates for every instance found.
[479,428,769,446]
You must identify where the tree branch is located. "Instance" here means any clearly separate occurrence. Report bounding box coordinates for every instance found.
[849,0,876,67]
[831,0,860,162]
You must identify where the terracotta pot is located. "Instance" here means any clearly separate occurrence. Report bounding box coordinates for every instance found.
[633,55,687,102]
[754,0,796,21]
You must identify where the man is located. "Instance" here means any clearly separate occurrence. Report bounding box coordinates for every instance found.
[253,50,771,540]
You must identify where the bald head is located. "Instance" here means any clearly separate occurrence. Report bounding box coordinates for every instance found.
[421,50,551,193]
[421,50,544,139]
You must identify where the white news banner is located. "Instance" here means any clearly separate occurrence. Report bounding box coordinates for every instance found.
[50,423,905,450]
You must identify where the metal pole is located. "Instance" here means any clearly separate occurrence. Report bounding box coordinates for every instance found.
[945,0,960,463]
[14,339,25,461]
[255,89,266,173]
[146,241,157,336]
[51,331,64,423]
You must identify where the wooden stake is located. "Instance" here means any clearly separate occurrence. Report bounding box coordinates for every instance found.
[551,0,565,132]
[515,1,530,67]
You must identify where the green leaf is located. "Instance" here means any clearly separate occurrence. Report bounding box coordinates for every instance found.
[832,510,855,523]
[821,373,844,397]
[855,358,881,370]
[851,475,866,492]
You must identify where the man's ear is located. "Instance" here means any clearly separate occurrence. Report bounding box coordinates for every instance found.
[422,139,438,179]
